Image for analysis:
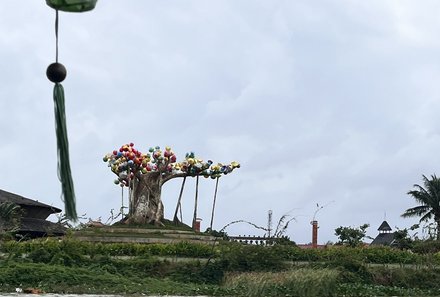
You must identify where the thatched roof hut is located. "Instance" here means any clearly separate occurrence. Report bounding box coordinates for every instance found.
[0,189,65,237]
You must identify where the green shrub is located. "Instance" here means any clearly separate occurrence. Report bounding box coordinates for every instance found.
[300,245,421,265]
[49,252,75,267]
[170,261,205,283]
[27,247,53,263]
[1,238,216,258]
[326,256,372,284]
[3,238,431,265]
[219,243,286,272]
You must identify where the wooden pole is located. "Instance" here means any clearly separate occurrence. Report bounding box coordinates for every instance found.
[192,175,199,230]
[179,200,183,222]
[128,171,132,216]
[209,177,220,231]
[121,186,124,218]
[173,176,187,224]
[130,171,137,217]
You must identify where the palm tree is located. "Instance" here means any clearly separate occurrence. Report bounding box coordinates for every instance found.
[402,174,440,240]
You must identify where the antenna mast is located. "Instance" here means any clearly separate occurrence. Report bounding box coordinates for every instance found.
[268,210,273,237]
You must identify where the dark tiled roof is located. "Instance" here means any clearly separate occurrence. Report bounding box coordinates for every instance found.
[377,221,392,231]
[371,232,395,245]
[0,189,61,213]
[19,217,66,235]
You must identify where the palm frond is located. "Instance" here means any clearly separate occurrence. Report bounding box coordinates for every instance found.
[275,217,297,237]
[404,174,440,240]
[401,205,430,218]
[419,212,433,222]
[408,187,431,205]
[274,214,289,235]
[0,202,21,222]
[425,174,440,207]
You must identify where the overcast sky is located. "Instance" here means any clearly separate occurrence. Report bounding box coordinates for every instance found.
[1,1,440,244]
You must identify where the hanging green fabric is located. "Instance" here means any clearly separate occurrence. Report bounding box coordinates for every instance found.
[53,83,77,220]
[45,0,97,221]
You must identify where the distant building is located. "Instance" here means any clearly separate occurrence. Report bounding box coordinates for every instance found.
[370,220,395,246]
[0,189,65,238]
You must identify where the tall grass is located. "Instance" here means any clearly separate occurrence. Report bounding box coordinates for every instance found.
[223,268,339,297]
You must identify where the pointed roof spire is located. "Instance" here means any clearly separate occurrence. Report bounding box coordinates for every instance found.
[378,220,392,232]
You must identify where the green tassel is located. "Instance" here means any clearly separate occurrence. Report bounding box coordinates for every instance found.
[53,83,77,221]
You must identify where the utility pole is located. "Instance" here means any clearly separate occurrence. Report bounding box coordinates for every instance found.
[267,210,273,238]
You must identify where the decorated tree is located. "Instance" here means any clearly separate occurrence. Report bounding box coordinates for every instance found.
[103,143,239,226]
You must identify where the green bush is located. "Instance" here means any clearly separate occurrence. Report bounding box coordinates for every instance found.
[218,243,286,272]
[1,238,216,258]
[326,256,372,284]
[169,260,224,284]
[2,238,432,266]
[292,246,421,265]
[27,247,53,263]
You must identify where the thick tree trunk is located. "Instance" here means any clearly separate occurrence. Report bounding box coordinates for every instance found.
[127,172,164,226]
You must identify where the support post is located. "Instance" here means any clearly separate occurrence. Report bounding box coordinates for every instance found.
[209,177,220,230]
[312,220,318,248]
[192,175,199,230]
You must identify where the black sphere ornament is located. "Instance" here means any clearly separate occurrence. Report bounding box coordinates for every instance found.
[46,62,67,83]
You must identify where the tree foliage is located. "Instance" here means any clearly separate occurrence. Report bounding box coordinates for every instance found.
[402,174,440,240]
[393,228,413,250]
[0,202,22,234]
[335,224,370,247]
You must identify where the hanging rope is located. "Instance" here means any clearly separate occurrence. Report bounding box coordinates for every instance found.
[47,10,77,221]
[55,9,59,63]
